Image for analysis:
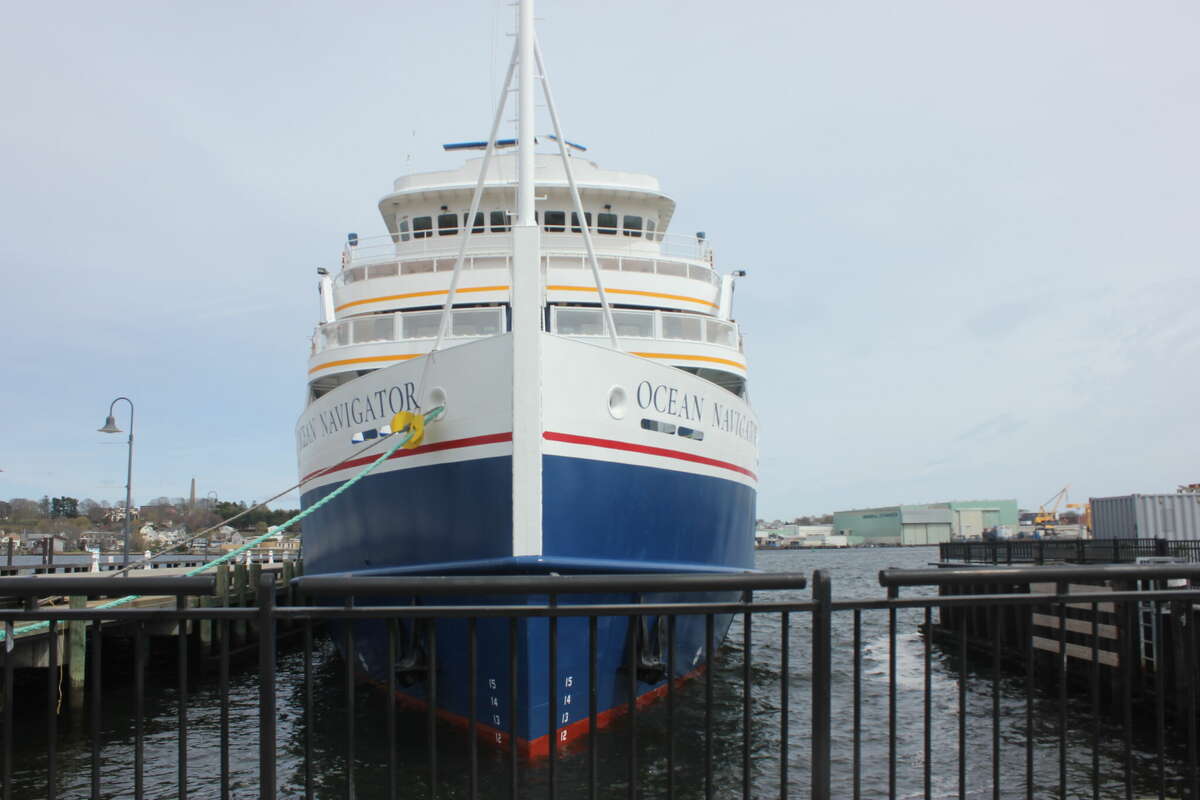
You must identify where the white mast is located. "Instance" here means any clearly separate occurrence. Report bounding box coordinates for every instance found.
[510,0,542,557]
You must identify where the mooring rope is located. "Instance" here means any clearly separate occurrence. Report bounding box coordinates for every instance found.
[0,406,445,643]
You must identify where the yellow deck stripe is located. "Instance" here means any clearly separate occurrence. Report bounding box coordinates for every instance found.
[335,285,510,312]
[631,352,746,370]
[546,285,718,308]
[309,354,421,374]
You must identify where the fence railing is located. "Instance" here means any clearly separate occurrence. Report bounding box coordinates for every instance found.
[3,566,1200,798]
[941,537,1200,565]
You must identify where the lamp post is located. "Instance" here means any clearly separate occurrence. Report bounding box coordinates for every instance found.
[98,397,134,568]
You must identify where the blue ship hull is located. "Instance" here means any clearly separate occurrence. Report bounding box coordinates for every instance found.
[300,453,755,753]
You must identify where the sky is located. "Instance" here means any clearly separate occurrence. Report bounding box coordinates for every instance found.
[2,1,1197,520]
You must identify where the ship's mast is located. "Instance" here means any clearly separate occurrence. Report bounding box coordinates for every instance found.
[510,0,543,557]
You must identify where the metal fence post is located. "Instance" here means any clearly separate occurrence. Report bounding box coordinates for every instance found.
[257,572,277,799]
[811,570,831,800]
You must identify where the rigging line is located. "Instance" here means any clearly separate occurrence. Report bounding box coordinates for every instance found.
[533,36,619,349]
[102,407,415,579]
[0,406,444,642]
[417,35,520,402]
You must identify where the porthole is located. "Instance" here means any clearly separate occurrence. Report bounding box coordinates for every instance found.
[428,386,448,416]
[607,386,627,419]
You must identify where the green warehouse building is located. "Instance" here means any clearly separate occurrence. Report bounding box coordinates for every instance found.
[832,500,1019,545]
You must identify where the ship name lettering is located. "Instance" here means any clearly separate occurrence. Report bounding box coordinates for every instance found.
[296,381,421,450]
[635,380,704,422]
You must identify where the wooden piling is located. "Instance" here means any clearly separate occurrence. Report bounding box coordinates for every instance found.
[68,596,86,710]
[215,564,230,649]
[233,562,248,643]
[282,561,295,613]
[248,563,262,635]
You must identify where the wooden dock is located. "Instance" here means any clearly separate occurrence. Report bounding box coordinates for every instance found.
[0,559,303,711]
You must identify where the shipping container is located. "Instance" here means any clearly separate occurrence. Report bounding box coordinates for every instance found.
[1090,493,1200,540]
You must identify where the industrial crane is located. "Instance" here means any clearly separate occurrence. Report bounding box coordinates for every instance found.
[1035,486,1070,536]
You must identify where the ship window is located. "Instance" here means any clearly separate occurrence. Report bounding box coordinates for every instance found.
[438,213,458,235]
[645,219,657,241]
[402,310,442,339]
[662,314,702,341]
[705,318,737,348]
[611,310,653,338]
[398,219,411,242]
[677,427,705,441]
[571,211,592,232]
[413,216,433,239]
[490,210,511,232]
[623,215,643,237]
[544,211,566,232]
[555,307,605,336]
[464,212,485,233]
[640,418,677,435]
[451,307,504,337]
[597,212,618,234]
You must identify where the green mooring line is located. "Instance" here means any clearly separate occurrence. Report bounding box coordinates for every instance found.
[0,406,444,643]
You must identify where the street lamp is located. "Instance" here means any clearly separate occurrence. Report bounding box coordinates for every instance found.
[98,397,134,568]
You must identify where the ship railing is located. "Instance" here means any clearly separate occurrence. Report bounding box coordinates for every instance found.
[550,305,741,352]
[310,306,741,356]
[8,564,1200,798]
[311,307,507,355]
[334,229,719,288]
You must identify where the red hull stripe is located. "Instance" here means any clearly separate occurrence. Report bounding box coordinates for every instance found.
[301,432,513,484]
[543,431,757,481]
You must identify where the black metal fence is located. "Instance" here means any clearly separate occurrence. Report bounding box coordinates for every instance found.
[940,537,1200,565]
[3,566,1200,798]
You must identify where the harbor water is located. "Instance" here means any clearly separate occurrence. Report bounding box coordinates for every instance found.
[2,547,1182,798]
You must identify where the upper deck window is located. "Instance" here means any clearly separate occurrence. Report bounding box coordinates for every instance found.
[490,211,511,232]
[398,219,411,242]
[571,212,593,232]
[413,216,433,239]
[438,213,458,235]
[597,212,618,235]
[464,212,485,233]
[544,211,566,232]
[645,219,657,241]
[623,215,643,237]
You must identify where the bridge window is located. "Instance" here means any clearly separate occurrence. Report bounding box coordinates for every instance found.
[413,216,432,239]
[438,213,458,235]
[464,212,485,233]
[571,212,592,232]
[597,212,618,234]
[544,210,566,232]
[398,219,411,242]
[490,210,511,232]
[645,219,657,241]
[623,215,643,237]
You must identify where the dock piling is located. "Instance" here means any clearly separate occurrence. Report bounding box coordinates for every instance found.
[68,595,86,711]
[233,562,248,643]
[248,563,262,635]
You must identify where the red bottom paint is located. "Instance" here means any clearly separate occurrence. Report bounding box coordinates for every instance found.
[366,664,707,761]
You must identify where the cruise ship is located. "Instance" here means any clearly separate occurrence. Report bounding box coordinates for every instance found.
[295,0,757,756]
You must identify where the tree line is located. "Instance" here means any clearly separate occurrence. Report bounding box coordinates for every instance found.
[0,496,300,533]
